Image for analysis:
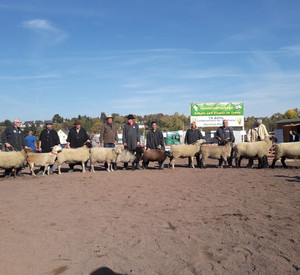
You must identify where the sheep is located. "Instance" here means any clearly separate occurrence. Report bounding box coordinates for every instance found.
[169,139,206,169]
[90,147,122,172]
[271,141,300,168]
[56,144,91,175]
[199,140,232,168]
[142,149,173,170]
[27,145,62,176]
[234,136,276,168]
[116,146,144,170]
[0,149,32,177]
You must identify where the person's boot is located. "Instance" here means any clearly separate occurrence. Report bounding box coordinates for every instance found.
[123,162,128,170]
[136,163,143,170]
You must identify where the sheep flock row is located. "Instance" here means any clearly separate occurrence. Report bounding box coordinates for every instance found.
[0,138,299,177]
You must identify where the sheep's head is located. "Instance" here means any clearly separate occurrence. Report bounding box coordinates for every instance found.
[52,145,63,153]
[195,139,206,145]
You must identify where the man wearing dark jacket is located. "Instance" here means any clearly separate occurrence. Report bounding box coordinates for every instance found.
[185,122,204,145]
[38,121,60,174]
[146,122,164,150]
[1,118,27,176]
[215,119,235,166]
[65,121,90,171]
[122,114,142,169]
[185,122,204,167]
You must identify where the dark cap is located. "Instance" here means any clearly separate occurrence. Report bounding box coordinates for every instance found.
[45,120,53,125]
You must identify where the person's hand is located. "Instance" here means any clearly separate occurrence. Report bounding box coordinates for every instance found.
[5,143,11,148]
[218,137,222,141]
[100,143,104,147]
[147,148,151,151]
[38,147,42,152]
[123,143,127,146]
[158,145,162,149]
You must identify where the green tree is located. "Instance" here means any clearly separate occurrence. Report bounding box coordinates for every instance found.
[52,114,64,123]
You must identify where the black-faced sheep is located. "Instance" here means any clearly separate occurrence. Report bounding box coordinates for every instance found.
[199,140,232,168]
[234,136,276,168]
[116,146,144,170]
[271,141,300,168]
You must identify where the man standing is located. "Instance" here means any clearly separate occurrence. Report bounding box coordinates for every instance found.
[247,118,269,167]
[100,115,118,148]
[38,121,60,174]
[215,119,235,167]
[25,131,37,152]
[247,118,269,142]
[122,114,141,169]
[185,122,204,167]
[65,121,90,171]
[1,118,27,176]
[146,121,164,150]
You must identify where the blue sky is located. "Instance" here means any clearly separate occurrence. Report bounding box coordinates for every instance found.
[0,0,299,121]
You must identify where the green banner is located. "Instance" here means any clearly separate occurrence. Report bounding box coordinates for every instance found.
[191,102,244,116]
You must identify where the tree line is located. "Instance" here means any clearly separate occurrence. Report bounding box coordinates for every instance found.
[0,109,299,139]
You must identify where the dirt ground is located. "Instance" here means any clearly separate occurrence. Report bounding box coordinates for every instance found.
[0,158,299,275]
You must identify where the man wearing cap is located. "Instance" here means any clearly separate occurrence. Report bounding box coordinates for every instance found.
[65,121,90,171]
[1,118,27,177]
[100,115,118,148]
[66,121,89,149]
[38,121,60,174]
[122,114,142,169]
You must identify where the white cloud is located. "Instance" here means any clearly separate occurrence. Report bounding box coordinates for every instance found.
[22,19,68,44]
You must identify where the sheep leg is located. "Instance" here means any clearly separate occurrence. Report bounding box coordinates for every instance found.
[90,162,95,172]
[271,158,278,169]
[30,164,36,176]
[58,164,62,175]
[190,156,195,168]
[200,157,206,169]
[159,162,164,170]
[281,157,287,168]
[171,158,175,169]
[82,161,86,173]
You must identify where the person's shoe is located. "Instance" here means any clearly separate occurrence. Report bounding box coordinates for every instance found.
[17,172,24,177]
[49,171,54,175]
[37,170,43,175]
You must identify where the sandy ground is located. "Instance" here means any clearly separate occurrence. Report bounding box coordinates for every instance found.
[0,158,300,275]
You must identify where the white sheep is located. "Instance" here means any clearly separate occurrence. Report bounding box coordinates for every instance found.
[234,136,275,168]
[0,149,32,177]
[57,144,91,175]
[271,141,300,168]
[27,145,62,176]
[169,139,206,169]
[116,147,143,170]
[90,147,121,172]
[200,140,232,168]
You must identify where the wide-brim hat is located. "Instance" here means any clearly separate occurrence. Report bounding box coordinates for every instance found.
[74,120,81,125]
[45,120,53,125]
[106,114,113,119]
[127,114,135,119]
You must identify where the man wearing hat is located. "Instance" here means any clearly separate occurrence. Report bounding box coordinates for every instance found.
[66,120,89,149]
[38,120,60,174]
[100,115,118,148]
[122,114,142,169]
[65,120,90,171]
